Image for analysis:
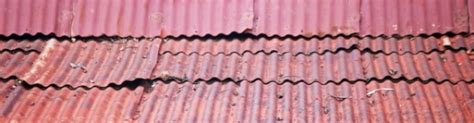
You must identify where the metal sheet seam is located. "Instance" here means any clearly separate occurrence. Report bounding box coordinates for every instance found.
[150,38,164,80]
[467,0,472,32]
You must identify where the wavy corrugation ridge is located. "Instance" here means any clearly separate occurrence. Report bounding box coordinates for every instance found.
[0,0,74,36]
[160,0,254,37]
[0,80,473,122]
[0,0,254,37]
[0,39,46,53]
[153,51,474,84]
[361,0,469,37]
[1,0,473,37]
[0,39,161,87]
[0,53,38,79]
[253,0,360,37]
[160,36,474,56]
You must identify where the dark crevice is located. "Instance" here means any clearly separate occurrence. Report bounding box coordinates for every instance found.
[0,49,41,54]
[0,33,157,42]
[0,31,471,42]
[2,75,472,91]
[1,77,144,90]
[159,46,469,56]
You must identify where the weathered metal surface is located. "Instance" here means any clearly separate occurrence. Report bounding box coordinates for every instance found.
[0,39,161,87]
[1,0,472,37]
[0,0,74,36]
[161,36,474,55]
[153,50,474,83]
[360,0,469,36]
[0,0,253,37]
[0,39,46,52]
[469,0,474,32]
[0,80,472,122]
[159,0,254,37]
[253,0,360,37]
[0,53,38,79]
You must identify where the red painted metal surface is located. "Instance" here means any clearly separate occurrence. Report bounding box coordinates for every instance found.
[0,39,46,52]
[161,36,474,55]
[159,0,254,37]
[0,80,473,122]
[0,0,74,36]
[2,37,473,86]
[360,0,469,36]
[1,0,472,37]
[153,50,474,83]
[0,0,254,37]
[0,53,38,79]
[253,0,360,37]
[0,39,161,87]
[469,0,474,32]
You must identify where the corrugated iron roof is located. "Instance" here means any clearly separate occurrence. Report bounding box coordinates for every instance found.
[0,53,38,79]
[360,0,469,36]
[161,36,474,55]
[1,0,474,122]
[0,39,161,87]
[1,0,473,37]
[2,37,472,86]
[253,0,360,37]
[154,50,473,83]
[0,0,254,37]
[0,80,473,122]
[0,39,45,53]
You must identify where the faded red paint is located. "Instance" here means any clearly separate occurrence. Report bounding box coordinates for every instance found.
[0,80,473,122]
[160,36,474,55]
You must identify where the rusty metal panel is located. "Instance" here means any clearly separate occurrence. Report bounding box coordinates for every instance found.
[0,80,473,122]
[0,0,254,37]
[159,0,254,37]
[0,53,38,79]
[360,0,469,36]
[153,51,474,83]
[1,39,161,87]
[0,0,74,36]
[469,0,474,32]
[161,36,474,55]
[253,0,360,37]
[0,39,46,52]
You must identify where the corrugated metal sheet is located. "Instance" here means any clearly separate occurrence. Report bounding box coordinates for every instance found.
[253,0,360,37]
[1,39,161,87]
[469,0,474,32]
[360,0,469,36]
[2,0,473,37]
[0,0,75,36]
[161,36,474,55]
[0,53,38,79]
[0,39,46,52]
[0,0,253,37]
[0,80,473,122]
[153,50,474,83]
[159,0,253,37]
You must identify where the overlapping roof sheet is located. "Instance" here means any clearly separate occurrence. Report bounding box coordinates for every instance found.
[0,37,473,87]
[0,0,254,37]
[154,50,473,83]
[1,0,474,37]
[161,36,474,55]
[1,0,474,122]
[0,39,161,87]
[0,80,473,122]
